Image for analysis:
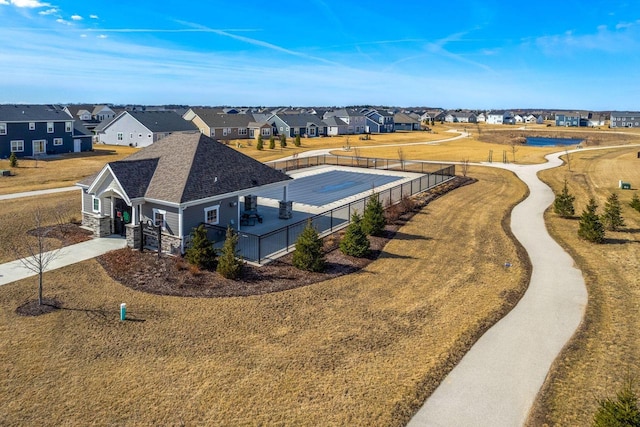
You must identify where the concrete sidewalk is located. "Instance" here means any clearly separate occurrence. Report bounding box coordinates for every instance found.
[0,236,127,286]
[408,151,588,426]
[0,186,79,201]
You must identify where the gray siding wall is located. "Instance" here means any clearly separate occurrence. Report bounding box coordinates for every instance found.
[182,196,239,237]
[141,202,179,236]
[99,113,153,147]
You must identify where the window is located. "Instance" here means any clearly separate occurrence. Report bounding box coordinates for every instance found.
[0,123,6,135]
[204,205,220,225]
[29,122,35,130]
[65,122,72,132]
[53,138,63,146]
[148,134,152,138]
[279,126,283,132]
[117,132,123,141]
[261,128,270,136]
[130,133,133,139]
[211,129,215,137]
[32,140,46,155]
[47,122,54,133]
[153,209,166,229]
[10,140,24,152]
[222,128,228,137]
[238,128,247,136]
[92,196,101,213]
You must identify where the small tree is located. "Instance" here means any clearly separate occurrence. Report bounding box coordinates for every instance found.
[185,224,216,270]
[9,151,18,168]
[602,192,625,231]
[294,134,301,147]
[280,134,287,148]
[593,380,640,426]
[13,205,66,306]
[362,192,386,236]
[256,134,264,151]
[340,212,370,257]
[578,198,605,243]
[269,135,276,149]
[292,220,325,272]
[217,226,243,279]
[630,193,640,213]
[554,179,576,218]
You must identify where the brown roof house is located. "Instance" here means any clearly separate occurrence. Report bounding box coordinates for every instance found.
[77,133,291,254]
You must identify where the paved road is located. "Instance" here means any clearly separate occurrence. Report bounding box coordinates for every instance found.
[0,236,127,286]
[408,151,589,426]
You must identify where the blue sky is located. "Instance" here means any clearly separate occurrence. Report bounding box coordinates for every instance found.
[1,0,639,109]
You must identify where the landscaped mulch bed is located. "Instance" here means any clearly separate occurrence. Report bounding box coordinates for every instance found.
[27,222,93,246]
[97,176,475,298]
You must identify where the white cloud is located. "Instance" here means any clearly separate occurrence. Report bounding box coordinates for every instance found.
[71,14,82,21]
[56,18,71,25]
[535,23,640,55]
[38,8,57,15]
[0,0,10,5]
[80,34,87,38]
[97,34,107,39]
[89,14,98,19]
[10,0,50,7]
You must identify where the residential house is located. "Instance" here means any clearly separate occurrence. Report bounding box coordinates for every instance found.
[323,116,349,136]
[476,112,486,123]
[324,109,367,134]
[97,110,198,147]
[0,104,91,158]
[77,133,292,253]
[486,110,515,125]
[362,109,394,133]
[269,113,327,138]
[247,121,273,140]
[524,114,544,124]
[513,114,524,124]
[93,105,117,122]
[610,111,640,128]
[445,112,477,123]
[393,112,421,131]
[184,108,255,141]
[421,110,446,124]
[555,113,584,127]
[587,113,607,127]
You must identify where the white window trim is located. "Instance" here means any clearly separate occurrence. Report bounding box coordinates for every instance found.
[53,138,63,146]
[204,205,220,225]
[47,122,54,133]
[10,140,24,152]
[261,128,270,136]
[0,123,6,135]
[32,140,46,155]
[92,196,101,213]
[117,132,123,141]
[238,128,247,135]
[153,208,167,229]
[29,122,35,131]
[65,122,72,132]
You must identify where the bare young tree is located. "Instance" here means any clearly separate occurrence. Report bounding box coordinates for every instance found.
[397,148,406,170]
[14,205,67,306]
[565,149,572,171]
[460,158,470,177]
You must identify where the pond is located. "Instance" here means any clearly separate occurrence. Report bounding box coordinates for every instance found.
[526,137,584,147]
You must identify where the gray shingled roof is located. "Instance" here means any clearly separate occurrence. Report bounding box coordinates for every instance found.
[323,116,348,127]
[0,104,73,122]
[273,113,325,127]
[128,110,198,133]
[191,109,254,128]
[99,133,291,204]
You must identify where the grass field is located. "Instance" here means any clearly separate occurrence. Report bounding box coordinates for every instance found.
[0,166,529,426]
[0,192,81,264]
[526,146,640,426]
[0,146,138,195]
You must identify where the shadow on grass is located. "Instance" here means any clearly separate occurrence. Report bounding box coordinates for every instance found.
[390,231,432,242]
[375,251,416,260]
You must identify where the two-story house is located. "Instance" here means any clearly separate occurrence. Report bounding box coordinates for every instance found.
[97,110,199,147]
[324,109,367,134]
[609,112,639,128]
[362,109,394,133]
[0,104,91,158]
[269,113,327,138]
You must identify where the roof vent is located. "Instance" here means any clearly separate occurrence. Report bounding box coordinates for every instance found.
[214,176,218,183]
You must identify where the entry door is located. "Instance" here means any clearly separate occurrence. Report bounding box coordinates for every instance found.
[33,140,46,155]
[74,139,82,152]
[113,198,132,236]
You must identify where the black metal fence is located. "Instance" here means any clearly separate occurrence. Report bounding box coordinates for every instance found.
[205,155,455,264]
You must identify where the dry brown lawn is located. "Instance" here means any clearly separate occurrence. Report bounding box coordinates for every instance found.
[0,192,82,264]
[0,166,529,426]
[527,146,640,426]
[0,146,138,195]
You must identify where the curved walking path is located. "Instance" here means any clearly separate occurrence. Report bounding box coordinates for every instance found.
[408,151,589,426]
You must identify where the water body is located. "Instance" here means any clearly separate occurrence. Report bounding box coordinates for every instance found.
[526,137,584,147]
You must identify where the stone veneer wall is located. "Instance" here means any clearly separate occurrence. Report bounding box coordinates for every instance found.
[125,223,182,255]
[82,212,112,237]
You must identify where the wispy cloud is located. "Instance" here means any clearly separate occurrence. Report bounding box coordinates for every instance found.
[424,30,495,73]
[89,14,98,19]
[56,18,71,26]
[6,0,50,7]
[535,22,640,55]
[38,7,56,15]
[71,14,82,21]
